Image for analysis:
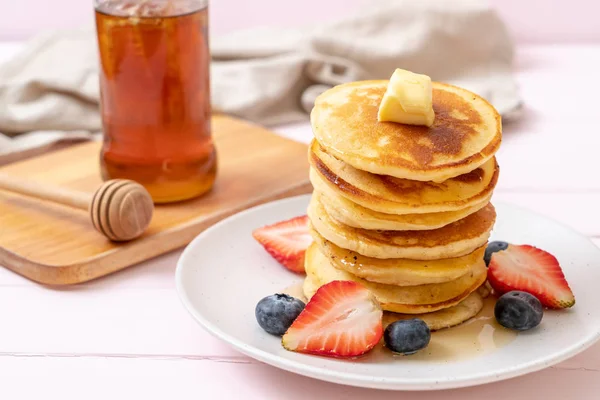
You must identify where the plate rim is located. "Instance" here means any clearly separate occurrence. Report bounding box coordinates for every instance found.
[175,194,600,391]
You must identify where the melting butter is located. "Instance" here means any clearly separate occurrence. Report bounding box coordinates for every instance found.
[378,68,435,127]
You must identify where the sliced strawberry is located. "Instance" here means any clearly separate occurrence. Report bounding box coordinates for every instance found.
[488,244,575,309]
[252,215,312,273]
[282,280,383,358]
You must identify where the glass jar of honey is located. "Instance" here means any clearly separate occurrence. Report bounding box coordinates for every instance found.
[95,0,216,203]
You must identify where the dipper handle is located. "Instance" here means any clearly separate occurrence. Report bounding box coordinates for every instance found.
[0,173,91,210]
[0,174,154,242]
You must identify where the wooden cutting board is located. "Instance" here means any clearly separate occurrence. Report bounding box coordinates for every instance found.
[0,116,311,285]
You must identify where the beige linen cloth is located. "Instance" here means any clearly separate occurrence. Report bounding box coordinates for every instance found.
[0,0,520,163]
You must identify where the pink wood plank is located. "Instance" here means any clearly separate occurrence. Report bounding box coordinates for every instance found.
[0,356,599,400]
[495,126,600,191]
[1,279,598,366]
[515,45,600,75]
[5,1,600,43]
[554,341,600,371]
[495,47,600,191]
[0,286,242,358]
[492,193,600,236]
[0,248,180,287]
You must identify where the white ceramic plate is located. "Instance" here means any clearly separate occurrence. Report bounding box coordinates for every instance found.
[176,195,600,391]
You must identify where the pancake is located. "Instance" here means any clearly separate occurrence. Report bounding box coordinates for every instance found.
[477,281,492,299]
[308,194,496,260]
[382,292,483,331]
[305,243,487,314]
[311,228,485,286]
[311,80,502,182]
[303,274,484,331]
[309,140,498,215]
[311,168,489,230]
[303,272,321,301]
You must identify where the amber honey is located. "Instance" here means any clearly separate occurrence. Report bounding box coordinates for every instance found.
[95,0,216,203]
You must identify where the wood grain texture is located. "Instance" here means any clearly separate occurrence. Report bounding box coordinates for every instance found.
[0,172,91,209]
[0,116,311,285]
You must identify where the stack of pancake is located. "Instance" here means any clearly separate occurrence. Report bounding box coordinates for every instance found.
[304,80,502,330]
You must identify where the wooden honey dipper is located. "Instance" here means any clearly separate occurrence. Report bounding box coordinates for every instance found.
[0,174,154,242]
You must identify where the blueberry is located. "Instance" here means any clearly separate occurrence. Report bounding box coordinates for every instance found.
[495,291,543,331]
[384,319,431,355]
[484,241,509,266]
[255,294,305,336]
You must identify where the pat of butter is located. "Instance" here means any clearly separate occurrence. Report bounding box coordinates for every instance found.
[377,69,435,127]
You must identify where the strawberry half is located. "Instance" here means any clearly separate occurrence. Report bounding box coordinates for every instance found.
[488,244,575,309]
[252,215,312,273]
[282,280,383,358]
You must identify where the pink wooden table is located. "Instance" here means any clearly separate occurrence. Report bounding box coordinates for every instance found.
[1,44,600,399]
